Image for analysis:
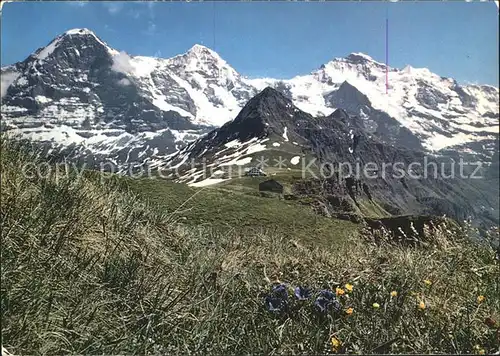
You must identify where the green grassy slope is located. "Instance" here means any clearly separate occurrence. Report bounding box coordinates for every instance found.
[1,138,499,355]
[125,176,358,246]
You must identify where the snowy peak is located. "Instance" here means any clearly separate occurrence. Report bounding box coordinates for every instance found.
[345,52,382,65]
[30,27,118,65]
[168,43,237,76]
[32,28,118,60]
[326,52,386,70]
[186,44,222,60]
[64,28,97,36]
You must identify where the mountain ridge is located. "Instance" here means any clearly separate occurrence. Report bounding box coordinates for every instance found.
[1,27,498,169]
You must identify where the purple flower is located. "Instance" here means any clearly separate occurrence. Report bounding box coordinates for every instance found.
[319,289,335,300]
[264,284,289,313]
[272,284,288,301]
[294,286,312,301]
[314,290,341,313]
[265,296,287,312]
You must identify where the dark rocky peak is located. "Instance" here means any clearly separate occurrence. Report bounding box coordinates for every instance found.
[250,86,288,102]
[235,86,293,118]
[325,80,372,114]
[220,87,302,141]
[26,28,116,69]
[184,87,312,157]
[229,86,317,138]
[337,80,371,102]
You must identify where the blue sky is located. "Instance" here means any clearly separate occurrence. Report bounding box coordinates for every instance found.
[1,1,498,85]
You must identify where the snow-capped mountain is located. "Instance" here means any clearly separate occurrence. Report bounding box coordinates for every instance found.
[247,53,498,156]
[1,28,498,167]
[1,28,213,163]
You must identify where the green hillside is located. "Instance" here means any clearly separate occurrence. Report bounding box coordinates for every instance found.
[1,138,499,355]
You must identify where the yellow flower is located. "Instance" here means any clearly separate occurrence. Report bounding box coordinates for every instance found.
[474,345,486,354]
[345,307,354,315]
[345,283,353,292]
[331,336,342,351]
[423,279,432,286]
[372,302,380,309]
[477,295,486,304]
[336,287,345,296]
[418,300,426,310]
[390,291,398,297]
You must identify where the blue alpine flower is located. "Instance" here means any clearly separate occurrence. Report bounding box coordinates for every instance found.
[294,286,312,301]
[272,284,288,301]
[264,283,289,313]
[315,289,341,313]
[264,296,286,312]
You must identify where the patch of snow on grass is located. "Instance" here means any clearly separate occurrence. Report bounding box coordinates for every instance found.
[290,156,300,165]
[220,156,252,166]
[189,178,227,187]
[282,127,289,141]
[246,141,267,155]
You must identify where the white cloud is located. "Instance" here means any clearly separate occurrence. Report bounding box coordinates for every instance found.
[117,78,132,86]
[111,51,134,75]
[1,71,20,98]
